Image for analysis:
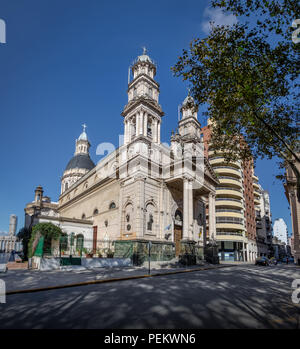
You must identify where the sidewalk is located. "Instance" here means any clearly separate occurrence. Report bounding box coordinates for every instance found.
[2,262,234,294]
[220,261,255,265]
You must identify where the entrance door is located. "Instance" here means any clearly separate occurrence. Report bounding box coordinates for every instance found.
[174,225,183,256]
[93,226,98,254]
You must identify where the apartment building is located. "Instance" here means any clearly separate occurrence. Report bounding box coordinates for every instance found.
[255,184,273,256]
[202,123,258,261]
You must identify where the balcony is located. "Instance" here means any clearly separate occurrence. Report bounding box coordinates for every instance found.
[256,221,262,229]
[253,182,260,190]
[215,198,244,209]
[216,216,245,231]
[216,216,244,224]
[213,166,242,178]
[210,156,241,168]
[254,198,260,205]
[216,211,244,219]
[216,187,243,199]
[216,231,244,236]
[219,176,243,188]
[215,230,245,242]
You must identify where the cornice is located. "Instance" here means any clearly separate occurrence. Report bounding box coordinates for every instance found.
[122,97,164,117]
[128,74,160,90]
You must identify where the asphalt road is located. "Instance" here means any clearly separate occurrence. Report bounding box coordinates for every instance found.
[0,264,300,329]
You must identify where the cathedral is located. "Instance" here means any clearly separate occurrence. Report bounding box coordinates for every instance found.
[25,49,218,260]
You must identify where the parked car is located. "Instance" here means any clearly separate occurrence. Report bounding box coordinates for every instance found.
[255,256,270,266]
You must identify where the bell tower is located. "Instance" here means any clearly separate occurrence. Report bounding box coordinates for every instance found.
[122,48,164,145]
[178,92,201,140]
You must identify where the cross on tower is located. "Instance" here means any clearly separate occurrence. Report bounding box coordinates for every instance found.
[82,123,87,132]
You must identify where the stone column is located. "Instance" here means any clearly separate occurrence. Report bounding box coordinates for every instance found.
[188,180,194,240]
[124,120,128,144]
[246,243,249,262]
[136,114,139,137]
[136,178,145,238]
[208,193,215,240]
[212,193,216,239]
[153,119,158,143]
[183,177,190,240]
[139,111,144,135]
[157,121,161,144]
[119,182,124,236]
[144,113,148,136]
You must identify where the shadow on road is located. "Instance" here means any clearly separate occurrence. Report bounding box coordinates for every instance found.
[0,265,299,329]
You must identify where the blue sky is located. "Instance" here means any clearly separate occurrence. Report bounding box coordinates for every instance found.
[0,0,292,234]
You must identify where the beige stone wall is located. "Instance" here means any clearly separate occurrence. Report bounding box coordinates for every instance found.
[59,179,121,241]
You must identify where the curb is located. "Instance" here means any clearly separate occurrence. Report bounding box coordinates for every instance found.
[6,264,235,296]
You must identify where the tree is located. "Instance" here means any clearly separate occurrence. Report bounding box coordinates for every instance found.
[172,0,299,199]
[28,222,63,258]
[17,227,32,261]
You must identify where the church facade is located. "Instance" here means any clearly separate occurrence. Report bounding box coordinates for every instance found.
[25,50,219,260]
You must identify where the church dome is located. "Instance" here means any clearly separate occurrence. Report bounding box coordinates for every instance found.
[78,131,88,141]
[65,154,95,172]
[137,47,153,64]
[137,54,153,63]
[182,94,195,107]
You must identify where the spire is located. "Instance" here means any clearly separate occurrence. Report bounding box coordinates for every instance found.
[181,91,198,119]
[75,124,90,155]
[78,123,88,141]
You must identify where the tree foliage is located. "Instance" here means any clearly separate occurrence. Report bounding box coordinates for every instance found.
[28,222,63,258]
[17,227,32,261]
[172,0,299,198]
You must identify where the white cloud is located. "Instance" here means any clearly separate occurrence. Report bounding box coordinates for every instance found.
[201,7,237,35]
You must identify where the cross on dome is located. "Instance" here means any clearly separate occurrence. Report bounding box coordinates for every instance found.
[82,123,87,132]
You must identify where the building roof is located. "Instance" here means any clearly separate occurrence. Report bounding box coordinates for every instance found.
[78,131,88,141]
[65,154,95,172]
[182,94,195,107]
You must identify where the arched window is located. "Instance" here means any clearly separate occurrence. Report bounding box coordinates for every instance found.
[82,213,86,219]
[70,232,75,247]
[147,122,152,137]
[109,202,116,210]
[65,183,68,191]
[76,234,84,252]
[125,203,133,232]
[175,209,183,222]
[93,209,99,216]
[146,203,155,232]
[147,214,154,231]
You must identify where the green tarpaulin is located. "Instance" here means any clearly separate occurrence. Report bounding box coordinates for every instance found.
[34,236,44,257]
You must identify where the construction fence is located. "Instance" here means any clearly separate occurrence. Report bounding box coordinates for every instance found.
[32,235,206,267]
